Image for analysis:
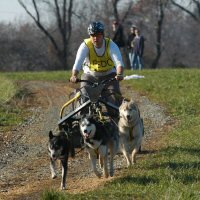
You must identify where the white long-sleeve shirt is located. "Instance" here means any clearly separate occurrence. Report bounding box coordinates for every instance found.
[72,39,124,76]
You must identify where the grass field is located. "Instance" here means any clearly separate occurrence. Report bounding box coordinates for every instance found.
[1,69,200,199]
[0,71,70,129]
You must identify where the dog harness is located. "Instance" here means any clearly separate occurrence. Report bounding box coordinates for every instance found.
[85,139,102,149]
[120,114,141,141]
[85,139,102,158]
[84,38,115,72]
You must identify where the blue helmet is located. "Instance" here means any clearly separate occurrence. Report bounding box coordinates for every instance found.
[87,21,104,35]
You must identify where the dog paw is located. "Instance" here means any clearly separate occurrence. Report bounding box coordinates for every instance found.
[132,159,136,164]
[52,174,57,179]
[126,163,132,168]
[103,171,109,178]
[61,186,67,190]
[95,172,101,178]
[110,171,114,177]
[104,174,109,178]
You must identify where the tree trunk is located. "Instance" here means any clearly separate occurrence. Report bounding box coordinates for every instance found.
[151,0,165,69]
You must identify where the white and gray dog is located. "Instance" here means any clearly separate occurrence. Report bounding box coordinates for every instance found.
[118,99,144,167]
[79,116,118,178]
[48,130,75,190]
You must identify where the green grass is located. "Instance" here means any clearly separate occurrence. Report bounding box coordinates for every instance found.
[0,74,17,104]
[0,71,70,131]
[2,71,71,81]
[1,69,200,199]
[0,74,22,129]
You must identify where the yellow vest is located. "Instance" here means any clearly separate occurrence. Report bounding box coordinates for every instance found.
[84,38,115,72]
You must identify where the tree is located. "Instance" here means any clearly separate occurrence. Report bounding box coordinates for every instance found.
[171,0,200,23]
[151,0,168,69]
[111,0,134,23]
[131,0,169,69]
[18,0,73,70]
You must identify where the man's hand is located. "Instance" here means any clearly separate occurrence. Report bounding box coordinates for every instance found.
[70,70,79,83]
[115,74,124,81]
[116,66,124,81]
[70,75,78,83]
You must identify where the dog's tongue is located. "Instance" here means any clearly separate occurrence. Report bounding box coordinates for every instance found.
[84,131,91,139]
[52,157,57,161]
[85,134,90,138]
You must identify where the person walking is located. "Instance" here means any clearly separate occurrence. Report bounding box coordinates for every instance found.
[70,21,124,118]
[112,20,125,49]
[127,25,137,68]
[131,28,145,70]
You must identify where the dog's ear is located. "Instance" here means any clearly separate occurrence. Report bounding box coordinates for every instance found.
[49,131,54,139]
[133,103,140,115]
[122,98,129,103]
[119,98,127,109]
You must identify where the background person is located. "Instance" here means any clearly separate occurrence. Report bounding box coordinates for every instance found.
[70,21,124,118]
[127,25,137,68]
[112,20,125,49]
[131,28,145,70]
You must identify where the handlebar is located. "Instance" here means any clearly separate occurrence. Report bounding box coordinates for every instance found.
[74,77,117,103]
[76,77,117,86]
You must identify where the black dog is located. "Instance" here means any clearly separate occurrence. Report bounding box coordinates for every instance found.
[48,130,75,190]
[79,116,118,178]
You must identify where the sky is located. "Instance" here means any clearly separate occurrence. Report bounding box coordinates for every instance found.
[0,0,30,23]
[0,0,191,23]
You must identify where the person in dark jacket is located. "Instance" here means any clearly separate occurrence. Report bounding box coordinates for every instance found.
[131,28,145,70]
[112,20,125,48]
[127,25,137,68]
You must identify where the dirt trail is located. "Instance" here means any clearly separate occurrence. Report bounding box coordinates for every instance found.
[0,81,171,200]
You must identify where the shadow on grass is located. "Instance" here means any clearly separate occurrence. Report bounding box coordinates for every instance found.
[144,146,200,184]
[167,161,200,170]
[163,162,199,184]
[181,174,199,184]
[112,175,159,186]
[139,149,157,155]
[164,146,200,156]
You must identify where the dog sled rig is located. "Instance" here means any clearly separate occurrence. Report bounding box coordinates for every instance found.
[57,77,122,148]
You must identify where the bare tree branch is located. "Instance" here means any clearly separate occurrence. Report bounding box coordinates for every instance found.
[67,0,73,41]
[193,0,200,17]
[32,0,40,21]
[171,0,200,22]
[151,0,167,69]
[18,0,73,69]
[121,1,134,23]
[18,0,59,53]
[54,0,62,32]
[112,0,120,21]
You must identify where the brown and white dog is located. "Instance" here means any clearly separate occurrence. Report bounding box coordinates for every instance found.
[118,100,144,167]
